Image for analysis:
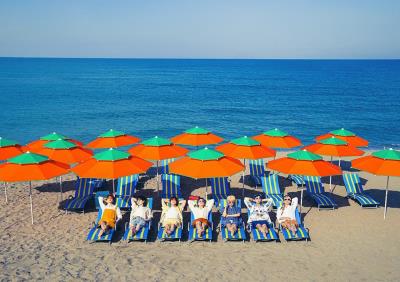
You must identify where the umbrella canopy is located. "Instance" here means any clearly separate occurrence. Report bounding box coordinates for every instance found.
[303,136,364,157]
[27,132,83,151]
[316,128,368,147]
[169,148,244,179]
[171,126,223,146]
[86,129,140,149]
[352,148,400,219]
[72,148,152,179]
[216,136,276,160]
[36,139,93,164]
[128,136,189,161]
[253,128,302,149]
[0,137,25,161]
[267,150,342,177]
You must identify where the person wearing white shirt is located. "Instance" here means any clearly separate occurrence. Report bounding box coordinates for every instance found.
[160,197,186,236]
[276,195,299,234]
[129,196,152,236]
[188,197,214,237]
[98,194,122,238]
[244,194,273,237]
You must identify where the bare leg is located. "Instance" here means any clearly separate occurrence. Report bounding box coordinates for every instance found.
[195,221,202,236]
[164,224,171,235]
[135,224,142,233]
[170,224,176,234]
[259,224,269,236]
[98,221,107,238]
[200,222,207,236]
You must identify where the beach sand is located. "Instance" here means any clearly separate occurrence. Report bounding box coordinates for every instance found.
[1,153,399,281]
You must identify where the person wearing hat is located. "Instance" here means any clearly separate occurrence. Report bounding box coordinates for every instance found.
[244,194,273,237]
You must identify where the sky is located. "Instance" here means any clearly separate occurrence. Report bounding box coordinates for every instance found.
[0,0,399,59]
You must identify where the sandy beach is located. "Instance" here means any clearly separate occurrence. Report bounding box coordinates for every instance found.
[0,153,399,281]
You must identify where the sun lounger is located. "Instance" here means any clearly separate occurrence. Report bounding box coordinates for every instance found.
[304,176,337,210]
[115,174,139,209]
[261,174,283,209]
[161,174,182,198]
[246,210,278,242]
[219,199,246,242]
[343,173,379,208]
[209,177,231,206]
[280,208,309,241]
[123,198,153,242]
[289,175,305,187]
[157,198,184,242]
[160,158,175,174]
[188,210,213,242]
[65,177,104,212]
[249,159,267,188]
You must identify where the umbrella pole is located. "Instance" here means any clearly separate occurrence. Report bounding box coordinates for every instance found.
[4,182,8,204]
[156,160,159,192]
[29,181,34,224]
[329,156,333,192]
[205,178,208,199]
[112,179,115,194]
[300,183,304,222]
[59,176,63,202]
[384,176,390,219]
[242,159,246,197]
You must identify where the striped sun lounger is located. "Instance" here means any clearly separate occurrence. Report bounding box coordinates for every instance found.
[161,174,182,199]
[160,158,176,174]
[343,173,379,208]
[123,198,153,242]
[115,174,139,209]
[188,210,213,242]
[86,196,118,243]
[65,178,104,212]
[246,210,278,242]
[157,198,184,242]
[261,174,283,209]
[249,159,267,188]
[289,175,305,187]
[219,199,246,242]
[209,177,231,206]
[280,208,310,241]
[304,176,337,210]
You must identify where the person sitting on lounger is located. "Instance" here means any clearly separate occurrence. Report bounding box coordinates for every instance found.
[220,195,242,235]
[244,194,273,237]
[188,197,214,237]
[98,194,122,237]
[161,197,186,236]
[276,195,299,234]
[129,196,153,236]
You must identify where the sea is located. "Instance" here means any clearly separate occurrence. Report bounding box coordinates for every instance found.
[0,58,399,149]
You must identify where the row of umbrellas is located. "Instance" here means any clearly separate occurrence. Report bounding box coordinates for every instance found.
[0,127,398,223]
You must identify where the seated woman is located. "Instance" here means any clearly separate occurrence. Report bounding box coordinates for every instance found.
[244,194,273,237]
[220,195,242,235]
[161,197,186,236]
[129,196,153,236]
[98,194,122,238]
[276,195,299,234]
[188,197,214,237]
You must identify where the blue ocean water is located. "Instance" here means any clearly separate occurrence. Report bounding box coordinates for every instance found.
[0,58,399,149]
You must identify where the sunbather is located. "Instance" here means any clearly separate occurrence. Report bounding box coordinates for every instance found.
[244,194,273,237]
[161,197,186,236]
[188,197,214,237]
[220,195,242,235]
[129,196,152,236]
[98,194,122,238]
[276,195,298,234]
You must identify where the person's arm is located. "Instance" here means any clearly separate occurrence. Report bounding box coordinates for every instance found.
[145,208,153,221]
[276,207,282,222]
[291,197,298,209]
[206,199,214,211]
[116,207,122,221]
[243,197,252,209]
[187,200,196,211]
[131,197,138,209]
[263,198,273,211]
[98,196,105,210]
[161,199,168,209]
[179,199,187,210]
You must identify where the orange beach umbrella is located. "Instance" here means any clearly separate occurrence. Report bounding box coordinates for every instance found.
[86,129,140,149]
[316,128,368,147]
[171,126,223,146]
[37,139,93,164]
[352,148,400,219]
[27,132,83,151]
[253,128,302,149]
[0,137,25,161]
[0,152,70,223]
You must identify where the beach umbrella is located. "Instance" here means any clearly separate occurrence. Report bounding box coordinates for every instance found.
[253,128,302,149]
[128,136,189,191]
[171,126,223,147]
[352,148,400,219]
[36,139,94,201]
[316,128,368,147]
[86,129,140,149]
[27,132,83,151]
[267,150,342,213]
[0,152,69,224]
[216,136,276,195]
[303,136,364,191]
[169,147,245,197]
[72,148,152,193]
[0,137,25,161]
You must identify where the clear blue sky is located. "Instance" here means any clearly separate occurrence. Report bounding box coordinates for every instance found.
[0,0,399,58]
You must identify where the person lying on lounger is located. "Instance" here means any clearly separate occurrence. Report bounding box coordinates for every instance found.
[244,194,273,237]
[129,196,153,236]
[161,197,186,236]
[188,197,214,237]
[220,195,242,235]
[276,195,299,234]
[98,194,122,237]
